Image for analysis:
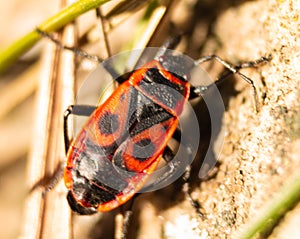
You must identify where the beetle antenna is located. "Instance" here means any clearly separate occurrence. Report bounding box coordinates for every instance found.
[36,28,103,63]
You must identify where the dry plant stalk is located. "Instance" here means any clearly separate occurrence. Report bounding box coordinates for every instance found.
[20,2,77,239]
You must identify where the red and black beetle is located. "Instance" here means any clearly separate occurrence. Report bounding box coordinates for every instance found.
[61,36,269,215]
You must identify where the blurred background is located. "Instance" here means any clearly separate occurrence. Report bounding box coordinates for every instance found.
[0,1,57,238]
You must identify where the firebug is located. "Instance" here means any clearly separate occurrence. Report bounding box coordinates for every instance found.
[37,29,270,218]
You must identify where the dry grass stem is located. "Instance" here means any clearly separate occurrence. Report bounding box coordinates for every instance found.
[20,2,77,239]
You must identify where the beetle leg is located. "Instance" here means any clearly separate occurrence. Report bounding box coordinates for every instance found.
[191,55,271,111]
[29,161,65,196]
[116,199,136,239]
[182,164,203,217]
[161,128,204,217]
[63,105,97,154]
[121,209,133,239]
[162,144,204,217]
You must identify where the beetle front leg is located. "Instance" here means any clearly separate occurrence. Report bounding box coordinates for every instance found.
[63,104,97,154]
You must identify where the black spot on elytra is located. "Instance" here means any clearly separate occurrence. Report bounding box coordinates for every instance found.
[132,138,156,161]
[136,138,151,146]
[98,112,119,135]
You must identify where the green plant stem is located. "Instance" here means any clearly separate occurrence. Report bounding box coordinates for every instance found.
[0,0,111,74]
[237,170,300,239]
